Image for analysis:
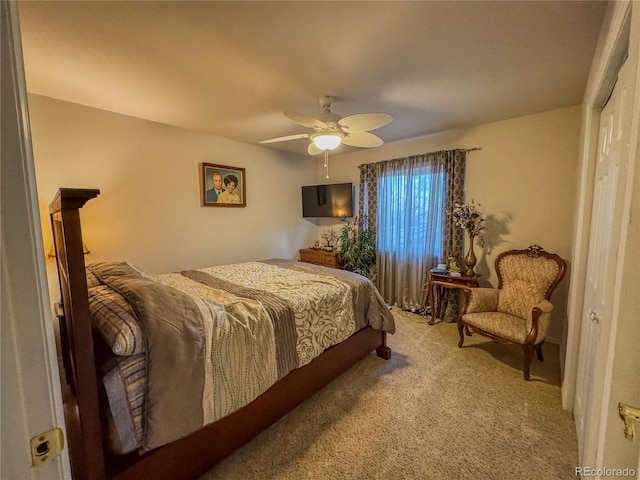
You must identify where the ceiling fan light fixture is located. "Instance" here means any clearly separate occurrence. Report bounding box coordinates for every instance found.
[261,97,392,155]
[311,133,342,151]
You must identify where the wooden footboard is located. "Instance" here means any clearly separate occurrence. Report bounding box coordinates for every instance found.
[50,188,391,480]
[108,326,386,480]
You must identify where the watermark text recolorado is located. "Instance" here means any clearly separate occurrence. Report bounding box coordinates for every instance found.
[575,467,636,477]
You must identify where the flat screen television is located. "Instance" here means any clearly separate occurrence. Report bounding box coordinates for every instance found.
[302,183,354,218]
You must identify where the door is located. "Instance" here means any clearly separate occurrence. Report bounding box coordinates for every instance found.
[1,3,71,479]
[574,59,619,464]
[596,51,640,474]
[574,53,639,469]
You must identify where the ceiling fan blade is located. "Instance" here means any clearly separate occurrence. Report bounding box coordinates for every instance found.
[259,133,309,144]
[307,142,323,156]
[338,113,393,133]
[285,111,328,129]
[343,132,384,148]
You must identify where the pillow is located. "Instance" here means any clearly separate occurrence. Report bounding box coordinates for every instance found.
[102,353,146,454]
[88,285,145,356]
[86,270,102,289]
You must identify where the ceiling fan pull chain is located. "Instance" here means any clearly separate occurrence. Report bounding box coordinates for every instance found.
[324,149,330,179]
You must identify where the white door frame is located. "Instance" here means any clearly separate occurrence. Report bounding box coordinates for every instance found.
[1,2,71,479]
[563,0,640,467]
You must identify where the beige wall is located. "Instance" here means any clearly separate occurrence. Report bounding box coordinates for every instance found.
[318,105,582,343]
[29,93,581,343]
[28,94,318,277]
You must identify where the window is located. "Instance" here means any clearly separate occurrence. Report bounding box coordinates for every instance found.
[377,160,446,262]
[359,149,465,312]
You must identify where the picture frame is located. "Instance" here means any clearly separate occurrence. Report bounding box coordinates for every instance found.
[200,162,246,207]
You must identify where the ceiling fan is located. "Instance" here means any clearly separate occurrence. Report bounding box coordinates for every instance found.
[260,95,393,155]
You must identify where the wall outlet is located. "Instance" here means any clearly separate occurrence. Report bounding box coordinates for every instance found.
[30,428,64,466]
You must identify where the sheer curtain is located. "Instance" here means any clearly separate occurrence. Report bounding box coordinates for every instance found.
[360,150,465,315]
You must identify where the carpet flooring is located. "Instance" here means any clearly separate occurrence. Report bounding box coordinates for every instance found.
[201,309,578,479]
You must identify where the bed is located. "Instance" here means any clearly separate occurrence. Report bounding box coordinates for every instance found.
[49,188,394,480]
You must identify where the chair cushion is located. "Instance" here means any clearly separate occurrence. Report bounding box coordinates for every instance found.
[497,254,561,319]
[462,311,529,344]
[497,281,544,320]
[465,288,500,314]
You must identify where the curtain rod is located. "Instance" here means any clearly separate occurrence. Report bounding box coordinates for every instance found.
[358,147,482,169]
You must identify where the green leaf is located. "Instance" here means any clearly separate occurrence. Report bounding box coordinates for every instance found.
[336,214,376,278]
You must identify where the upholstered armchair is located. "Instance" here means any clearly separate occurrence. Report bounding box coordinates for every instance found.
[458,245,566,380]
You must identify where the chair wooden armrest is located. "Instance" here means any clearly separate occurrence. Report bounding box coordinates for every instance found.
[525,299,554,344]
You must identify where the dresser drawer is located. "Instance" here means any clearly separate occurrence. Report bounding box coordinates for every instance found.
[299,249,343,269]
[301,251,325,264]
[324,255,338,267]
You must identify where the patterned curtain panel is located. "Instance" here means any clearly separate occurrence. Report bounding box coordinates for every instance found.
[439,150,466,321]
[359,149,466,317]
[358,163,378,284]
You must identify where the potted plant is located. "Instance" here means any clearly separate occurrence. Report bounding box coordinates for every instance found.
[337,215,376,278]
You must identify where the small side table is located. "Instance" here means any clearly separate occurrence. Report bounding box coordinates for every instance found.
[425,270,480,324]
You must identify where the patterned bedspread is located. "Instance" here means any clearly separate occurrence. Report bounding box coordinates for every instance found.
[89,260,394,452]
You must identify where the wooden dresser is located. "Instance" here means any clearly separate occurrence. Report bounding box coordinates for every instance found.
[299,248,343,269]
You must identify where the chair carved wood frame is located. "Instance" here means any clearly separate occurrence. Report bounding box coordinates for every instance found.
[458,245,566,380]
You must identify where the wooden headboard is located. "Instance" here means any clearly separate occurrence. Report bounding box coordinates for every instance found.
[49,188,105,479]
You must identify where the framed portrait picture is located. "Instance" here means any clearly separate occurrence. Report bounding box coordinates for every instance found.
[200,162,246,207]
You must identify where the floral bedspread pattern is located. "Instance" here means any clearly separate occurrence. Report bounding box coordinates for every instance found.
[196,261,356,366]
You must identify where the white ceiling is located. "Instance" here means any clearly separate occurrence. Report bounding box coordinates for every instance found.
[17,1,607,157]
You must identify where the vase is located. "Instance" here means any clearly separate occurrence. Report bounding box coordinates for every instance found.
[464,233,477,276]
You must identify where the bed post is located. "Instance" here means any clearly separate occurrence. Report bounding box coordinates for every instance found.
[376,331,391,360]
[49,188,104,480]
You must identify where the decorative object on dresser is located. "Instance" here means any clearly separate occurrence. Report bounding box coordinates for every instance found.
[320,228,338,251]
[299,248,343,269]
[458,244,566,380]
[49,188,393,480]
[425,270,480,325]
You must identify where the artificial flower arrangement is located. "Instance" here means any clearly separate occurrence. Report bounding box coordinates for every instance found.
[448,199,486,243]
